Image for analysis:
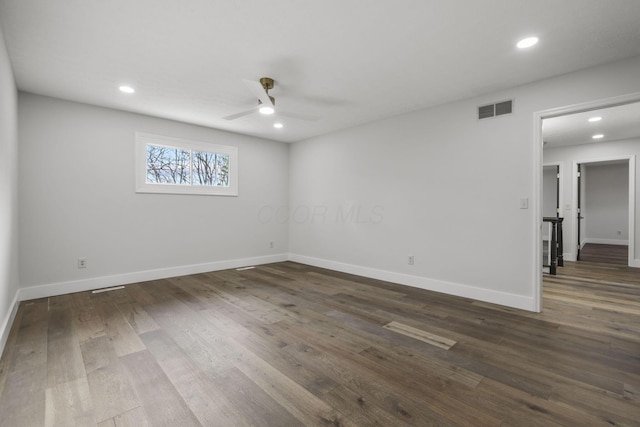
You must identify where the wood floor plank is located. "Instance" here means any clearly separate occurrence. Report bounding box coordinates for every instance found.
[94,300,146,357]
[233,344,347,426]
[70,293,106,343]
[476,377,613,427]
[217,366,306,426]
[579,243,629,265]
[81,336,140,424]
[548,385,640,426]
[141,297,238,378]
[0,302,24,396]
[202,307,340,398]
[1,259,639,426]
[0,364,46,427]
[280,324,491,426]
[44,377,96,427]
[47,295,86,387]
[154,278,347,425]
[322,384,418,427]
[358,344,484,388]
[140,288,310,426]
[96,406,148,427]
[124,282,162,306]
[119,350,202,427]
[383,320,457,349]
[0,300,49,427]
[139,328,256,427]
[115,301,160,335]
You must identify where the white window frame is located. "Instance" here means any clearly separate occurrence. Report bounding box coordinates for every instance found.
[135,132,238,196]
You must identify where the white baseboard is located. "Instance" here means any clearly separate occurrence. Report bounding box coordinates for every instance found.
[583,238,629,246]
[17,253,289,302]
[288,254,536,312]
[0,291,20,358]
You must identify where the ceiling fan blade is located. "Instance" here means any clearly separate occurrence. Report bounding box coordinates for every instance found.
[278,110,321,122]
[222,107,257,120]
[244,79,274,108]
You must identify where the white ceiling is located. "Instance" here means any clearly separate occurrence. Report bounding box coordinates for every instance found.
[543,102,640,147]
[2,0,640,143]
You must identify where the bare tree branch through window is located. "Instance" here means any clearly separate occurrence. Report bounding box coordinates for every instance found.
[146,144,229,187]
[136,133,237,196]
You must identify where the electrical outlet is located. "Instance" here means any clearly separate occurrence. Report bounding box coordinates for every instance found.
[78,258,87,269]
[269,241,275,248]
[408,255,414,265]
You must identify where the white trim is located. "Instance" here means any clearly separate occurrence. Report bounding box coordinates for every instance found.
[579,239,587,250]
[534,92,640,313]
[17,254,288,301]
[289,254,536,312]
[572,155,635,265]
[541,162,564,269]
[542,161,564,220]
[135,132,238,196]
[533,111,543,312]
[0,291,20,358]
[629,156,636,267]
[572,161,582,258]
[583,238,629,246]
[4,250,542,357]
[537,92,640,120]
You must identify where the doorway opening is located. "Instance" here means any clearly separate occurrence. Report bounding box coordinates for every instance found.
[576,159,630,265]
[533,93,640,312]
[542,163,562,274]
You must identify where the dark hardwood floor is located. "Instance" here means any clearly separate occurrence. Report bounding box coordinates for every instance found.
[579,243,629,265]
[0,261,638,426]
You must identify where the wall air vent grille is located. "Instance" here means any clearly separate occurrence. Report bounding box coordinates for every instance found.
[495,100,513,116]
[478,100,513,119]
[478,104,494,119]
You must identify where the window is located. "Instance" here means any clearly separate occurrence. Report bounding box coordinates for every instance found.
[135,132,238,195]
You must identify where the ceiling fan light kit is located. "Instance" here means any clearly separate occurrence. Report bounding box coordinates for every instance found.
[258,97,275,115]
[252,76,276,114]
[222,76,320,123]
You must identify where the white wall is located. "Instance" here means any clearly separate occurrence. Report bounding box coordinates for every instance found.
[542,166,558,218]
[584,162,629,244]
[289,55,640,311]
[580,164,588,248]
[545,139,639,259]
[542,165,558,241]
[18,94,289,298]
[0,25,19,352]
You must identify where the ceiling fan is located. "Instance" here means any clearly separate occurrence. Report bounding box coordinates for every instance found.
[222,77,320,122]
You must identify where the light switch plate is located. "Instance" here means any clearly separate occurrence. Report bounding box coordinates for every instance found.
[519,198,529,209]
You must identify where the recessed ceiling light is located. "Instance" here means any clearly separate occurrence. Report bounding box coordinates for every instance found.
[273,123,283,129]
[119,85,135,94]
[592,134,604,139]
[588,116,602,122]
[517,37,539,49]
[259,105,274,115]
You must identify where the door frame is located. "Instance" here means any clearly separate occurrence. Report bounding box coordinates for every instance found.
[542,162,563,268]
[532,91,640,312]
[542,162,564,219]
[572,156,635,264]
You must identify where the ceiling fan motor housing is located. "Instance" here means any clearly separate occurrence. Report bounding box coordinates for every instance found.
[260,77,274,91]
